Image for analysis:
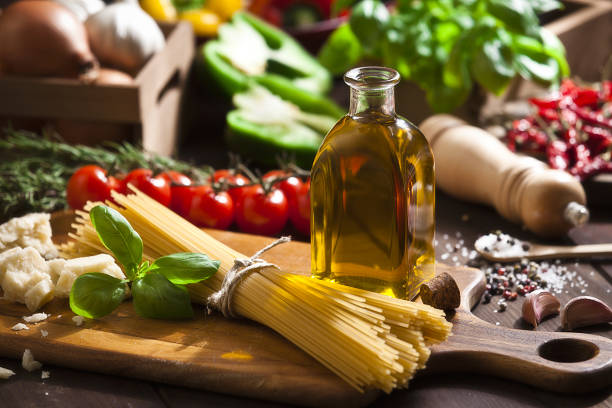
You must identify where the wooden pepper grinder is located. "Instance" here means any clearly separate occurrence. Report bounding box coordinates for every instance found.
[420,114,589,238]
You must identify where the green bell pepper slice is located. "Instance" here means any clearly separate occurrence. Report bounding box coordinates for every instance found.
[201,12,332,96]
[225,85,343,168]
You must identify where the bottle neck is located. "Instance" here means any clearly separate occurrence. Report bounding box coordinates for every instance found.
[349,87,396,116]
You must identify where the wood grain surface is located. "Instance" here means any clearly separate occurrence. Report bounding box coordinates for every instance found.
[0,212,610,408]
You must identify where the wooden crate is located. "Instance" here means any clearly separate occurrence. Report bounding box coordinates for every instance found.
[0,21,194,156]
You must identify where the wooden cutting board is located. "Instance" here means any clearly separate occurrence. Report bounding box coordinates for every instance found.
[0,212,610,407]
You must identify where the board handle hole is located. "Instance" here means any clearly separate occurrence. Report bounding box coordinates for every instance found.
[538,338,599,363]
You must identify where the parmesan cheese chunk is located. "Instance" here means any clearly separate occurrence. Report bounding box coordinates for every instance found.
[22,349,42,372]
[0,247,54,311]
[0,367,15,379]
[23,312,50,323]
[11,323,29,331]
[0,213,58,259]
[54,254,125,298]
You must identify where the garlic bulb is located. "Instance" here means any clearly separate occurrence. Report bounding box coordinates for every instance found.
[85,3,165,74]
[51,0,105,21]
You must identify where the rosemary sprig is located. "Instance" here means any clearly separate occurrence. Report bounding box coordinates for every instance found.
[0,128,212,221]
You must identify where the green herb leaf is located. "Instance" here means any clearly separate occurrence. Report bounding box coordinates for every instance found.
[331,0,358,17]
[514,53,560,85]
[349,0,390,55]
[488,0,539,38]
[540,28,570,78]
[530,0,562,14]
[69,273,127,319]
[317,23,363,75]
[470,36,515,96]
[90,205,143,278]
[132,273,194,319]
[150,253,220,285]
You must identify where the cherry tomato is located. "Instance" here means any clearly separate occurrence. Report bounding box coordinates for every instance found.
[212,169,250,203]
[263,170,304,205]
[290,179,310,236]
[235,185,288,236]
[66,165,116,210]
[186,186,234,230]
[162,171,193,216]
[123,168,171,207]
[161,171,192,186]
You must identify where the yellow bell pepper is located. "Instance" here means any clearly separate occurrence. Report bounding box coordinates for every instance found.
[139,0,177,21]
[180,9,221,37]
[206,0,242,21]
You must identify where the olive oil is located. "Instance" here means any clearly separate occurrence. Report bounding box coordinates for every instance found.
[310,67,435,299]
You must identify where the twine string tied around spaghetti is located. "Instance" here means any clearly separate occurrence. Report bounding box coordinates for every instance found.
[207,236,291,318]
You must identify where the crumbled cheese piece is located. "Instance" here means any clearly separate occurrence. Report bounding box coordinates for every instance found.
[41,371,50,379]
[0,213,58,259]
[72,316,85,326]
[0,367,15,379]
[11,323,29,331]
[22,349,42,372]
[23,312,50,323]
[46,258,66,284]
[40,329,48,338]
[0,247,54,311]
[54,254,125,298]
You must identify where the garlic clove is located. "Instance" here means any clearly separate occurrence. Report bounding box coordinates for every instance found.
[561,296,612,331]
[522,290,560,327]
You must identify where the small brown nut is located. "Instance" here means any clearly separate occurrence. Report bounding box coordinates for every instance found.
[419,272,460,310]
[561,296,612,331]
[521,290,560,327]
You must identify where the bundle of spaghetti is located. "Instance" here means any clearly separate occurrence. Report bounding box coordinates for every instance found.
[60,188,452,393]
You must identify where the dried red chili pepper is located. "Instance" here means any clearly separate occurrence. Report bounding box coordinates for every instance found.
[583,125,612,156]
[569,105,612,129]
[571,88,599,107]
[546,140,570,170]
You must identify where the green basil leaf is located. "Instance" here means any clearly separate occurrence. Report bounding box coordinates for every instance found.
[132,273,194,319]
[90,205,143,278]
[488,0,539,37]
[150,253,220,285]
[514,53,560,85]
[425,82,472,113]
[69,273,127,319]
[349,0,390,55]
[530,0,562,14]
[318,23,363,75]
[470,37,515,96]
[540,28,570,78]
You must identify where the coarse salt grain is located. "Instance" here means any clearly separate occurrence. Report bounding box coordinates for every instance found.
[474,232,527,258]
[40,329,48,338]
[72,316,85,326]
[41,371,50,380]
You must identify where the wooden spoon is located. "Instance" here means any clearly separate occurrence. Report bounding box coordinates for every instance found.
[476,241,612,263]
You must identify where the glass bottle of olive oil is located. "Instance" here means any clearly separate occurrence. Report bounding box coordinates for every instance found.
[310,66,435,299]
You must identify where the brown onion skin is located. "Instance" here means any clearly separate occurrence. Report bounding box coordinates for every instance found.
[0,0,98,79]
[94,67,134,86]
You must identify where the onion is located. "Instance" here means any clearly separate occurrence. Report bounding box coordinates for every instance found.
[85,3,165,75]
[94,67,134,86]
[0,0,98,79]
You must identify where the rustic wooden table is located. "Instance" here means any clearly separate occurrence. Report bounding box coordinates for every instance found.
[0,185,610,407]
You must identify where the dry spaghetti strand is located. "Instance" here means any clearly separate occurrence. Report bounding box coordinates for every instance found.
[60,188,452,393]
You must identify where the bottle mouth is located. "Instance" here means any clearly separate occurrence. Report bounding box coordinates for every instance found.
[344,66,400,90]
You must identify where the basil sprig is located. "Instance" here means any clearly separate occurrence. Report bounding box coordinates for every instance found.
[319,0,569,113]
[69,205,220,320]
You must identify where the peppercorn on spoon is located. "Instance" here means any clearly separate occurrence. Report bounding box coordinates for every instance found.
[476,241,612,263]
